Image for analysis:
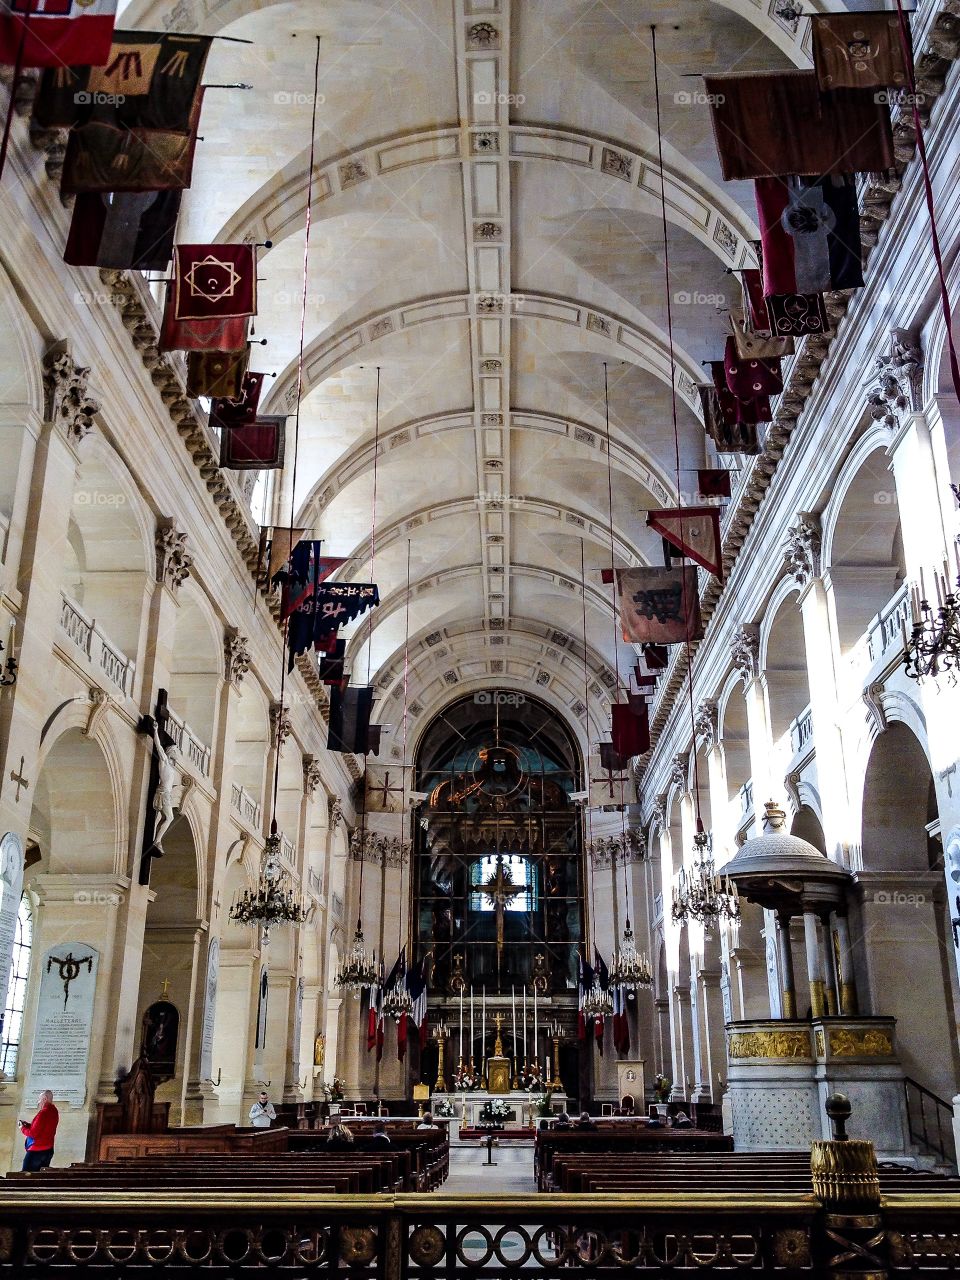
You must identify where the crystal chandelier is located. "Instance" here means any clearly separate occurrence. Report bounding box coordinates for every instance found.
[383,980,413,1022]
[610,922,652,988]
[335,925,378,992]
[902,569,960,681]
[671,829,740,925]
[229,825,307,940]
[582,969,613,1017]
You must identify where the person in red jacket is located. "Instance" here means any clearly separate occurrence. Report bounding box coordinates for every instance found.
[19,1090,59,1171]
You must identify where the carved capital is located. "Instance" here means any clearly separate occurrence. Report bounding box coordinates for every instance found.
[670,752,689,791]
[867,327,924,429]
[694,699,719,748]
[350,829,409,867]
[302,754,323,798]
[863,681,887,736]
[783,512,822,587]
[155,518,193,594]
[328,796,344,830]
[270,701,292,749]
[42,341,100,443]
[223,626,251,684]
[731,624,761,681]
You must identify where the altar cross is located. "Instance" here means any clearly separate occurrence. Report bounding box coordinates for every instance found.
[481,855,526,977]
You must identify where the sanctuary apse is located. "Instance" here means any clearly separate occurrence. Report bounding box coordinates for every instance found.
[0,0,959,1271]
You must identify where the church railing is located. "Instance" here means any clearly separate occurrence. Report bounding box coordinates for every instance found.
[231,781,263,830]
[3,1187,959,1275]
[58,590,136,697]
[789,706,813,758]
[165,707,212,778]
[866,583,911,669]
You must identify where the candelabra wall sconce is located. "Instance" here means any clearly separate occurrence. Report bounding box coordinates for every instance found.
[902,557,960,682]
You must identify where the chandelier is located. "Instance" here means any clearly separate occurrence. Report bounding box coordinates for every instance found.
[610,923,652,988]
[383,981,413,1022]
[335,925,378,992]
[902,569,960,681]
[582,973,613,1018]
[671,830,740,925]
[229,826,306,940]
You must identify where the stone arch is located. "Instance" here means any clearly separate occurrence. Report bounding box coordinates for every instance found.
[231,678,272,820]
[854,719,960,1099]
[761,587,810,760]
[28,726,124,876]
[821,437,905,656]
[168,583,223,760]
[718,672,751,841]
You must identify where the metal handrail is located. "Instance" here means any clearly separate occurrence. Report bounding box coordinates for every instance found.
[904,1075,957,1167]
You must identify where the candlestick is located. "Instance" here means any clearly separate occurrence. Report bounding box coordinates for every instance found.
[511,984,516,1066]
[523,984,527,1059]
[459,984,464,1061]
[470,985,474,1062]
[533,981,538,1069]
[482,984,486,1064]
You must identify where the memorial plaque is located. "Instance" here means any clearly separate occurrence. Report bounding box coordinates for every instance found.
[26,943,99,1107]
[199,936,219,1080]
[0,833,24,1027]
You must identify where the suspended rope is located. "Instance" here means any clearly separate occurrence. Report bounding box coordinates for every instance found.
[267,35,322,839]
[580,538,598,951]
[600,365,633,929]
[398,537,412,955]
[651,24,704,834]
[356,365,382,938]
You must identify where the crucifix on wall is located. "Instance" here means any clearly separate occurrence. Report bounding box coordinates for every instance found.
[136,689,178,886]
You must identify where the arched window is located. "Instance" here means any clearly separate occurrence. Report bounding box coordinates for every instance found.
[1,895,33,1077]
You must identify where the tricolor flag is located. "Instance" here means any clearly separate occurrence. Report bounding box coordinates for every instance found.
[613,984,630,1057]
[0,0,117,70]
[366,964,385,1061]
[384,950,406,1062]
[593,948,609,1057]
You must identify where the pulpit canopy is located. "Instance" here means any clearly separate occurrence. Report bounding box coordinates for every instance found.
[718,802,850,912]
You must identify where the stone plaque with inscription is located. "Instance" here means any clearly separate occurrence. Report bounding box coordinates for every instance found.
[26,943,99,1107]
[0,833,24,1024]
[199,936,219,1081]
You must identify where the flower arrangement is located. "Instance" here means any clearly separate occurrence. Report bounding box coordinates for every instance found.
[535,1090,554,1118]
[453,1062,482,1091]
[520,1067,545,1093]
[653,1074,672,1102]
[319,1077,346,1102]
[479,1098,511,1124]
[433,1098,456,1118]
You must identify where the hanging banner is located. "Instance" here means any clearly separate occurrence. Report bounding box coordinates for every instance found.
[0,0,117,70]
[755,175,863,296]
[172,243,257,322]
[219,415,286,470]
[646,506,723,579]
[209,372,265,429]
[696,468,732,499]
[64,190,181,271]
[811,13,908,91]
[617,566,703,645]
[186,349,249,399]
[327,684,374,755]
[611,702,650,759]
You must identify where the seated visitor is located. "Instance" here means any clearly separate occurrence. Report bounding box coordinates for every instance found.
[370,1119,392,1148]
[672,1111,693,1128]
[554,1111,573,1129]
[326,1123,355,1150]
[575,1110,597,1130]
[417,1111,436,1129]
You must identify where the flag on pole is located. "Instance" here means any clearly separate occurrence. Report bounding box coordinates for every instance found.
[366,969,382,1056]
[593,948,609,1056]
[407,955,429,1049]
[577,952,593,1041]
[612,984,631,1056]
[0,0,117,70]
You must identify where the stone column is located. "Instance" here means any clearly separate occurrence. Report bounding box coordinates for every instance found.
[730,626,778,830]
[697,968,724,1102]
[820,914,839,1016]
[777,912,797,1019]
[783,515,849,862]
[672,984,692,1099]
[802,910,827,1019]
[654,997,670,1078]
[832,912,859,1015]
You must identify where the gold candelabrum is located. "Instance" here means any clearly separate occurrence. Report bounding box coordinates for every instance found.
[434,1022,448,1092]
[548,1021,563,1090]
[493,1011,505,1058]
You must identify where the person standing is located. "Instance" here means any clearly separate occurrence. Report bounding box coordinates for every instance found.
[19,1090,59,1171]
[248,1090,277,1129]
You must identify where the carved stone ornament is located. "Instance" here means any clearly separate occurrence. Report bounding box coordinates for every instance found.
[669,753,688,790]
[270,702,292,749]
[783,512,823,587]
[694,699,719,748]
[302,754,323,798]
[730,624,761,681]
[155,518,193,594]
[43,341,100,443]
[863,681,887,736]
[223,626,251,684]
[350,829,409,867]
[468,21,499,48]
[866,328,924,429]
[589,828,646,868]
[328,796,344,829]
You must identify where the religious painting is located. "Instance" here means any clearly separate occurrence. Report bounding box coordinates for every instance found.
[487,1057,511,1095]
[617,566,704,645]
[140,999,179,1082]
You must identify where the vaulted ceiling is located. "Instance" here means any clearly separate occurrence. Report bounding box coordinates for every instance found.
[120,0,827,755]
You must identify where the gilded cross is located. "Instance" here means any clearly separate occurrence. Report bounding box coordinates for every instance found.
[481,855,526,975]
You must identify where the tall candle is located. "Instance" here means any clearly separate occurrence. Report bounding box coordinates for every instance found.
[523,984,527,1058]
[459,984,464,1060]
[533,982,538,1068]
[511,985,517,1065]
[470,985,474,1062]
[482,985,486,1065]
